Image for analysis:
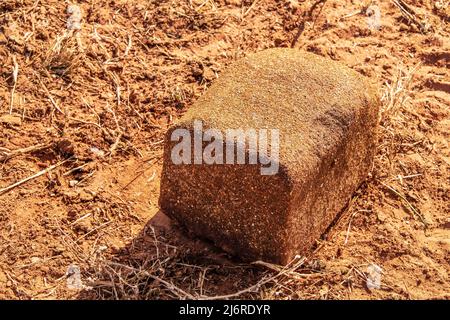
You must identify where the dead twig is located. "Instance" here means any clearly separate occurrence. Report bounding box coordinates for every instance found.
[252,260,317,280]
[0,158,71,195]
[109,132,123,156]
[242,0,258,19]
[291,0,327,48]
[392,0,431,33]
[200,257,306,300]
[0,143,52,162]
[106,261,195,299]
[344,209,371,245]
[9,56,19,114]
[379,181,428,227]
[121,159,158,190]
[75,220,113,243]
[63,162,92,176]
[39,79,65,116]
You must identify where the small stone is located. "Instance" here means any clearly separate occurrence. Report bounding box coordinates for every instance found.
[90,147,105,157]
[203,67,216,81]
[69,180,78,187]
[56,138,75,156]
[377,211,387,222]
[79,190,95,202]
[30,257,41,264]
[62,190,79,201]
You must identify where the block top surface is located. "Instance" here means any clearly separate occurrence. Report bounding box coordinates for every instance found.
[172,48,379,177]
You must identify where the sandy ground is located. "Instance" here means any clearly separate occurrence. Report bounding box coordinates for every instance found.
[0,0,449,299]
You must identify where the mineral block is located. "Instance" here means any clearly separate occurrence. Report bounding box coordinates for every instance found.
[159,48,379,264]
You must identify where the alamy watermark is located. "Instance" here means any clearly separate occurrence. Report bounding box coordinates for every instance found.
[366,4,381,30]
[366,264,382,290]
[170,120,280,175]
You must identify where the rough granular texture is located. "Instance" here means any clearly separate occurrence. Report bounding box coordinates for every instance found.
[159,48,380,264]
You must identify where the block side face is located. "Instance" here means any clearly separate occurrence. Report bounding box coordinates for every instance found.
[285,89,380,259]
[159,127,293,263]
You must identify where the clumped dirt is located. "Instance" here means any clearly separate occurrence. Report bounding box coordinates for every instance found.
[0,0,448,299]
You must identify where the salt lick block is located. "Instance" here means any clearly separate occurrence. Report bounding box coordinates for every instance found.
[159,48,379,264]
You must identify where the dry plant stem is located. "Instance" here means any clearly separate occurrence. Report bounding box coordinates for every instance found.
[379,181,428,227]
[75,220,112,243]
[391,0,429,32]
[106,104,123,156]
[344,209,371,245]
[291,0,327,48]
[252,260,317,279]
[106,261,195,299]
[69,117,102,130]
[63,162,92,176]
[200,257,307,300]
[39,79,65,115]
[109,132,123,156]
[0,158,70,195]
[243,0,258,18]
[121,158,158,190]
[381,63,419,118]
[9,56,19,114]
[0,143,52,162]
[102,258,307,300]
[340,9,362,20]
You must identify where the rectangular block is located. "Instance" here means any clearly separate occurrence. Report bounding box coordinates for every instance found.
[159,48,380,264]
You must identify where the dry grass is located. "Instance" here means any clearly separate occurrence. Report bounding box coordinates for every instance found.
[80,227,331,300]
[79,218,412,300]
[380,63,419,120]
